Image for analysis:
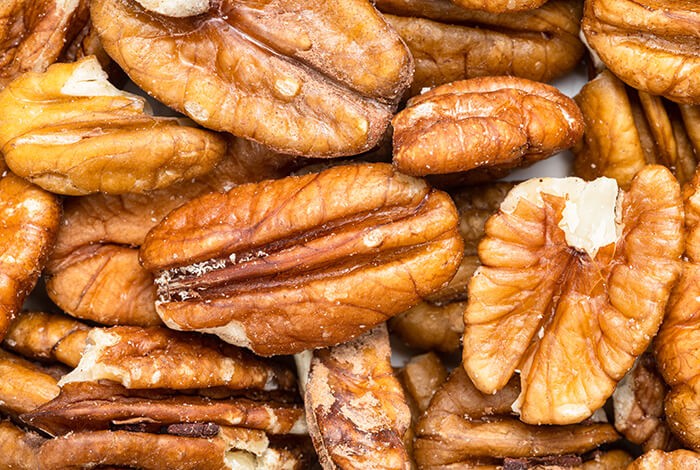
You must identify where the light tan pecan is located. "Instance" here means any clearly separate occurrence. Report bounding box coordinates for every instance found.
[627,449,700,469]
[0,349,60,417]
[0,419,44,470]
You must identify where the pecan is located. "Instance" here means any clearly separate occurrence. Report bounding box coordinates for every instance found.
[413,367,620,469]
[573,69,700,188]
[89,0,413,157]
[449,0,546,14]
[0,349,60,416]
[392,77,583,180]
[0,419,44,470]
[390,301,465,353]
[58,326,297,392]
[299,325,411,470]
[627,449,700,469]
[140,163,463,355]
[582,0,700,104]
[463,166,684,424]
[374,0,583,96]
[0,56,226,195]
[399,351,447,414]
[0,173,60,340]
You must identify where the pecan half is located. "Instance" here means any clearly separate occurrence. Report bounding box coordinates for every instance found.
[0,349,60,416]
[392,77,583,179]
[0,173,60,341]
[627,449,700,469]
[90,0,413,157]
[58,326,297,392]
[0,420,44,470]
[414,367,620,469]
[0,56,226,195]
[299,325,411,470]
[463,166,684,424]
[582,0,700,104]
[375,0,583,96]
[574,69,700,188]
[140,163,463,355]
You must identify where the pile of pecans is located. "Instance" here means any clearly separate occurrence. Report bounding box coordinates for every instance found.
[0,0,698,468]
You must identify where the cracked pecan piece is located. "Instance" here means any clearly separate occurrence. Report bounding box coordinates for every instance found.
[140,163,463,356]
[574,69,700,188]
[298,325,411,470]
[0,56,226,195]
[582,0,700,104]
[90,0,413,157]
[0,174,60,341]
[414,367,620,469]
[463,166,684,425]
[392,77,583,179]
[375,0,583,96]
[627,449,700,469]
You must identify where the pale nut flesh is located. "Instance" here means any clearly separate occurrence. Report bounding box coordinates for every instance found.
[463,166,684,425]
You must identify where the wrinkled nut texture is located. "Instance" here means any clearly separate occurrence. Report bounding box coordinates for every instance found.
[413,367,620,469]
[140,163,464,356]
[300,325,411,470]
[0,56,226,195]
[574,70,700,188]
[449,0,546,13]
[0,420,44,470]
[655,169,700,451]
[375,0,583,96]
[582,0,700,104]
[392,77,583,178]
[463,166,684,425]
[135,0,210,17]
[0,0,88,89]
[0,173,60,341]
[90,0,413,157]
[59,326,296,392]
[45,139,296,327]
[627,449,700,470]
[0,349,60,416]
[399,351,447,414]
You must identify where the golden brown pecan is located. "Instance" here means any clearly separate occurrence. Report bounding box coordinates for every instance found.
[414,367,620,469]
[449,0,546,13]
[3,312,89,368]
[90,0,413,157]
[0,0,89,89]
[392,77,583,179]
[574,70,700,188]
[580,450,633,469]
[374,0,583,96]
[140,163,463,356]
[582,0,700,104]
[0,349,60,416]
[399,351,447,414]
[627,449,700,470]
[390,301,465,353]
[299,325,411,470]
[58,326,296,392]
[38,428,312,470]
[0,56,226,195]
[23,380,306,437]
[45,139,297,327]
[0,419,44,470]
[0,173,60,341]
[612,353,679,452]
[463,166,684,425]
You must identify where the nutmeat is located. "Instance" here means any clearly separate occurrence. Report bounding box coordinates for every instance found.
[140,163,464,356]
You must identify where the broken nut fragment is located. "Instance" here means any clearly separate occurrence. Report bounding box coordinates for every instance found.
[140,163,464,356]
[392,77,583,179]
[463,166,684,425]
[0,56,226,195]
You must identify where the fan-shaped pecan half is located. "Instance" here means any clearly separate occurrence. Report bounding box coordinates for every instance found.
[140,163,463,356]
[582,0,700,104]
[298,325,411,470]
[90,0,413,157]
[392,77,583,178]
[628,449,700,469]
[0,56,226,195]
[414,367,620,469]
[463,166,684,425]
[374,0,583,96]
[574,70,700,188]
[655,168,700,451]
[0,173,60,341]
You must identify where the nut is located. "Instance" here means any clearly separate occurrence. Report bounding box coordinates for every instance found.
[0,419,44,470]
[375,0,584,96]
[573,69,700,188]
[463,166,684,424]
[134,0,210,17]
[58,326,297,392]
[0,56,227,195]
[392,77,583,178]
[627,449,700,469]
[298,325,411,470]
[582,0,700,104]
[0,173,60,341]
[90,0,413,157]
[413,366,620,468]
[399,351,447,414]
[390,301,465,353]
[0,349,60,416]
[140,163,463,356]
[449,0,547,14]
